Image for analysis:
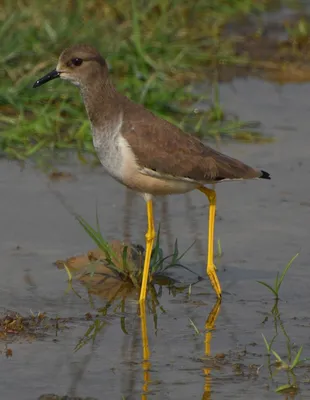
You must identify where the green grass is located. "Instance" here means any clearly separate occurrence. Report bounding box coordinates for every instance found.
[258,254,306,393]
[257,253,299,300]
[263,332,304,394]
[284,17,310,50]
[262,333,304,372]
[72,212,198,289]
[1,0,272,161]
[261,301,309,394]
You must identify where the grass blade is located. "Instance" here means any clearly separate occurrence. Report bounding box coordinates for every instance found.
[262,333,271,353]
[160,263,201,277]
[290,346,303,370]
[277,253,299,291]
[257,281,278,297]
[271,349,285,365]
[75,214,117,261]
[189,318,201,335]
[275,384,297,393]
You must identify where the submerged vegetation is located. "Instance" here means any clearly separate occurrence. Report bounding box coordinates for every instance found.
[1,0,306,162]
[262,301,309,394]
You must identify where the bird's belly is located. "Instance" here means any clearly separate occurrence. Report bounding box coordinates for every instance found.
[123,171,199,196]
[93,132,198,195]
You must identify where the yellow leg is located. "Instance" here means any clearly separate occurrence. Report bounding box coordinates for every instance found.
[199,187,222,298]
[140,302,151,399]
[203,300,221,399]
[139,200,156,302]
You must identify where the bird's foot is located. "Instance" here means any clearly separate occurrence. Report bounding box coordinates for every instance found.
[207,263,222,299]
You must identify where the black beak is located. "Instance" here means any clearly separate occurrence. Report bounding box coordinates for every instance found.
[33,69,60,88]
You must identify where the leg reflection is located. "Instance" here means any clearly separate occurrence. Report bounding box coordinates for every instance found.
[140,302,151,400]
[203,300,221,400]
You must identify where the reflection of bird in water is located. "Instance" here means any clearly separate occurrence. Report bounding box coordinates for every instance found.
[203,300,221,400]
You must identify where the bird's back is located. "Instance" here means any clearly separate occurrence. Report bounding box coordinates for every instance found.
[118,94,263,183]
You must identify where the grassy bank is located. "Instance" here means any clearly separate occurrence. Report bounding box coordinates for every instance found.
[0,0,280,161]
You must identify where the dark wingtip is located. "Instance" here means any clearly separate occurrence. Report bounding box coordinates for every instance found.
[260,170,271,180]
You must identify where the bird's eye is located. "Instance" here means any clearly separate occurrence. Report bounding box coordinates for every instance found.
[71,58,83,67]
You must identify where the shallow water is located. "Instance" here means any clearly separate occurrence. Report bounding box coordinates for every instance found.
[1,78,310,399]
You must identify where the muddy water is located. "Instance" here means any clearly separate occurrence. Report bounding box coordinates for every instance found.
[1,78,310,399]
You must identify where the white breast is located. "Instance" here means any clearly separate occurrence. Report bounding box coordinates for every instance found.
[91,115,126,182]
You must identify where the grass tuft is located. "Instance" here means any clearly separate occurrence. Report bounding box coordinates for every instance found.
[73,213,197,291]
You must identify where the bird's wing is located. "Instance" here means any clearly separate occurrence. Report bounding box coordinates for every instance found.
[121,108,260,183]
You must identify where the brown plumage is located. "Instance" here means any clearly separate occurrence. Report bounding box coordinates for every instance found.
[120,103,266,183]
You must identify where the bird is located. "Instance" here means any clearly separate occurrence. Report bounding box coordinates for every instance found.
[33,44,270,302]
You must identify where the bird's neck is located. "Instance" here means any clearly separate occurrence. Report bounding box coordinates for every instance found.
[80,78,122,128]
